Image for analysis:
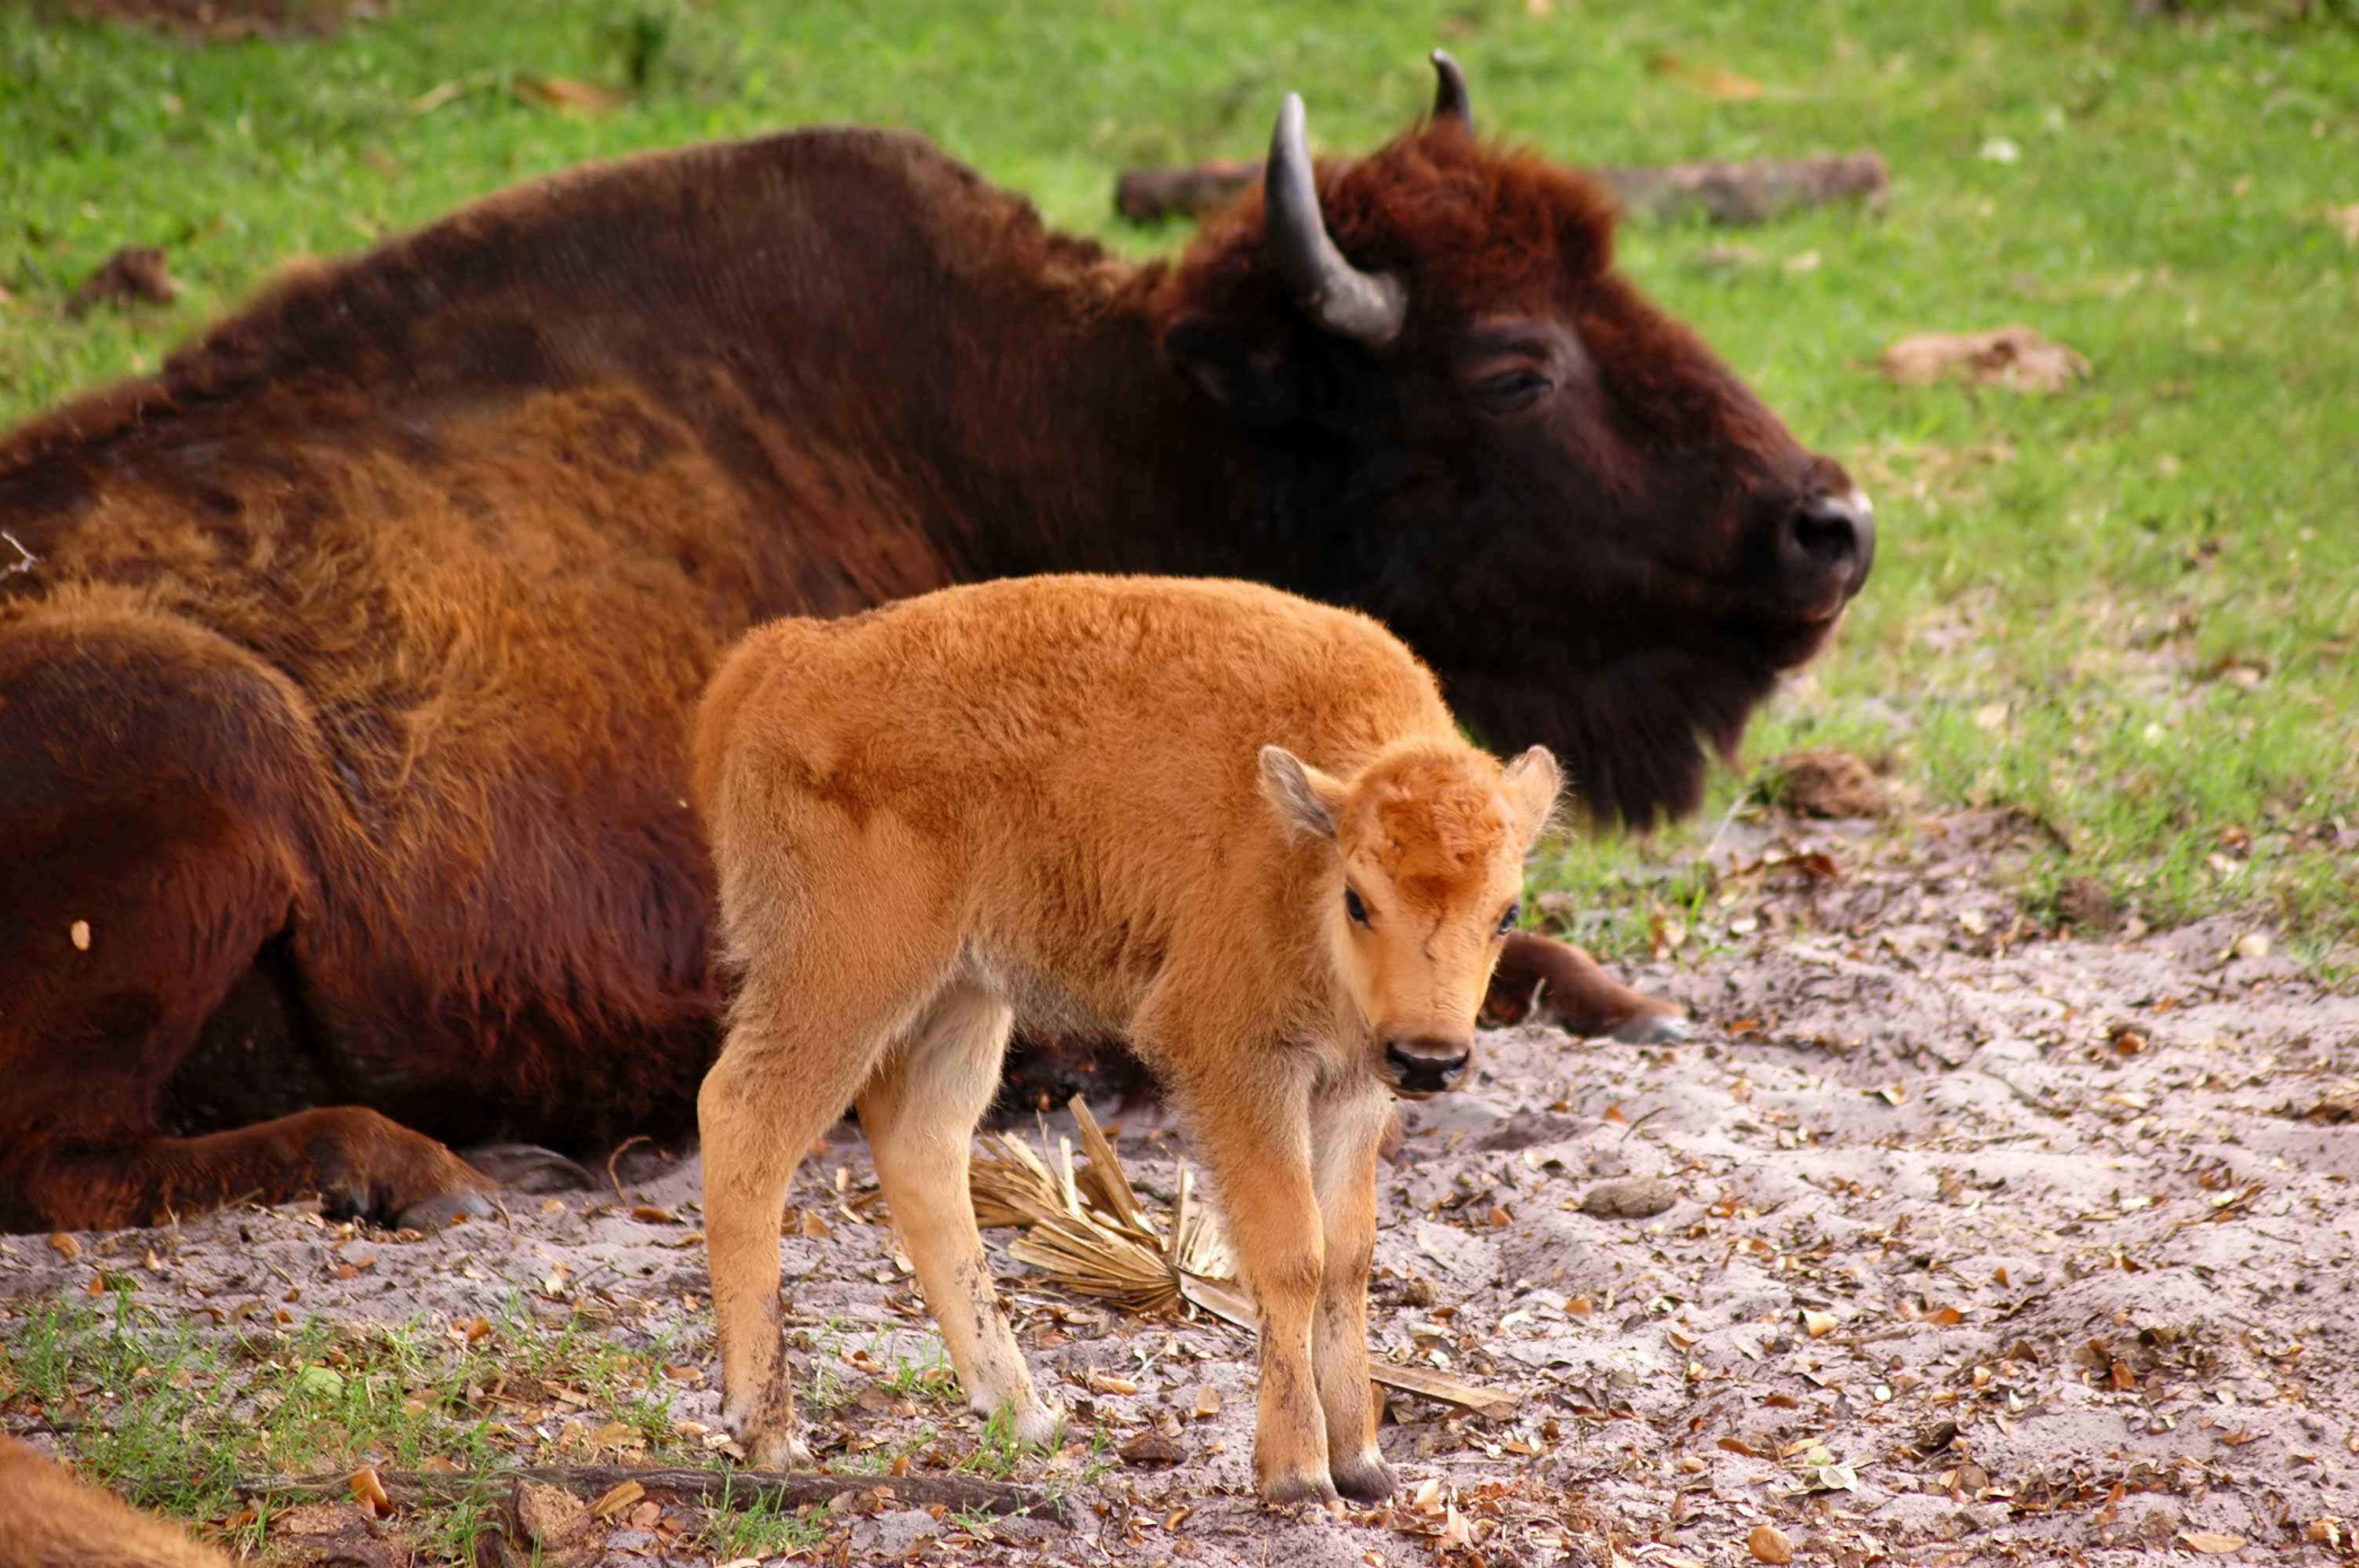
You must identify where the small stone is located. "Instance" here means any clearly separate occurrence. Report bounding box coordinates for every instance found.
[1118,1428,1185,1468]
[1579,1176,1680,1220]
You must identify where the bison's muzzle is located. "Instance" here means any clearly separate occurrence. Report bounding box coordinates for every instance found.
[1780,487,1876,622]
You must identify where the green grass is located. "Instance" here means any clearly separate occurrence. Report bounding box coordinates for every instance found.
[0,1291,838,1561]
[3,0,2355,963]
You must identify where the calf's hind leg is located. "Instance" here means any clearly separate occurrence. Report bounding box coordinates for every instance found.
[700,974,907,1469]
[857,982,1058,1444]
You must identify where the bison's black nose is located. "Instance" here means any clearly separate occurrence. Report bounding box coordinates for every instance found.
[1385,1036,1472,1095]
[1781,489,1876,607]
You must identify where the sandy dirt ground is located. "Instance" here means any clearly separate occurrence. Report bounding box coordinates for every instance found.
[5,808,2357,1566]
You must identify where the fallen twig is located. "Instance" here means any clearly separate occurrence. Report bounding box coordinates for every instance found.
[1177,1267,1520,1421]
[232,1464,1051,1517]
[605,1133,651,1204]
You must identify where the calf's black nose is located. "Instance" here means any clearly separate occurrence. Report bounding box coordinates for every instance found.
[1385,1036,1471,1094]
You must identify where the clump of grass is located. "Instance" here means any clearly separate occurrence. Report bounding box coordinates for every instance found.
[0,1291,735,1560]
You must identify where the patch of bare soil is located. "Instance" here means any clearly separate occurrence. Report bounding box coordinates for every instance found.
[4,811,2356,1566]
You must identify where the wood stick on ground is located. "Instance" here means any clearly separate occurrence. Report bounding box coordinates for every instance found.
[232,1465,1052,1517]
[1176,1273,1521,1421]
[1114,150,1888,227]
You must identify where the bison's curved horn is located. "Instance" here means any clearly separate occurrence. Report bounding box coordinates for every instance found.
[1430,49,1473,129]
[1264,93,1408,347]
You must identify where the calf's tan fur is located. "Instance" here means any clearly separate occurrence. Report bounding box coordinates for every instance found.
[0,1439,229,1568]
[693,575,1557,1503]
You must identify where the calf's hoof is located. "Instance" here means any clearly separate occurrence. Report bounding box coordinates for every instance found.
[983,1395,1063,1448]
[724,1403,815,1470]
[1331,1449,1397,1503]
[747,1426,815,1470]
[1259,1467,1342,1507]
[1610,1009,1689,1045]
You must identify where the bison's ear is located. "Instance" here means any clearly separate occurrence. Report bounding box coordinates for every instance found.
[1260,745,1347,842]
[1501,746,1563,844]
[1165,320,1303,428]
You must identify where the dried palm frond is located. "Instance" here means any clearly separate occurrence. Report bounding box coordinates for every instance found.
[966,1097,1230,1316]
[965,1094,1518,1420]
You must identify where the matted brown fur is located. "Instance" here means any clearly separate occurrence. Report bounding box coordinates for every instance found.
[0,1439,228,1568]
[0,68,1861,1232]
[693,575,1558,1503]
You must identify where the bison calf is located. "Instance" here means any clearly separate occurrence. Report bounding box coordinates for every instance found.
[692,575,1558,1503]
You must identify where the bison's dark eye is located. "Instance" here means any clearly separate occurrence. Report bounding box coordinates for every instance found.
[1345,887,1371,927]
[1474,369,1553,410]
[1496,902,1521,936]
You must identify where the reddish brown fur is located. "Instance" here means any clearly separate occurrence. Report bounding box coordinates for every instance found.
[0,76,1860,1232]
[693,575,1558,1503]
[0,1439,227,1568]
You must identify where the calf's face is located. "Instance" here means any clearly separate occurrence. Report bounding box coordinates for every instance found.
[1261,742,1559,1096]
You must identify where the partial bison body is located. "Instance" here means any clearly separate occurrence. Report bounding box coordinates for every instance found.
[0,59,1870,1232]
[694,575,1559,1503]
[0,1439,228,1568]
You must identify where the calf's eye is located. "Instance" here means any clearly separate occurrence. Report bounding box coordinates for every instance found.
[1496,903,1521,936]
[1345,887,1370,926]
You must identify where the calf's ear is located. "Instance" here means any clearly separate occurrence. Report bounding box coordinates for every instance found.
[1165,321,1303,428]
[1501,746,1563,844]
[1260,745,1347,841]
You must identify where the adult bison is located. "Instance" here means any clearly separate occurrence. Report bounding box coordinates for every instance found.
[0,58,1870,1232]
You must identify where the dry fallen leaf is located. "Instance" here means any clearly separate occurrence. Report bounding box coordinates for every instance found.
[47,1232,80,1261]
[1648,51,1765,100]
[1748,1522,1794,1564]
[589,1478,646,1519]
[511,74,627,114]
[1880,325,2090,394]
[1193,1385,1222,1419]
[1118,1428,1184,1467]
[347,1465,393,1519]
[2178,1531,2247,1554]
[1801,1309,1838,1338]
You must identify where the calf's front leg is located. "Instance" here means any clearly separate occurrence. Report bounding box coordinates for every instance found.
[1310,1084,1396,1501]
[857,984,1059,1445]
[1191,1082,1334,1504]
